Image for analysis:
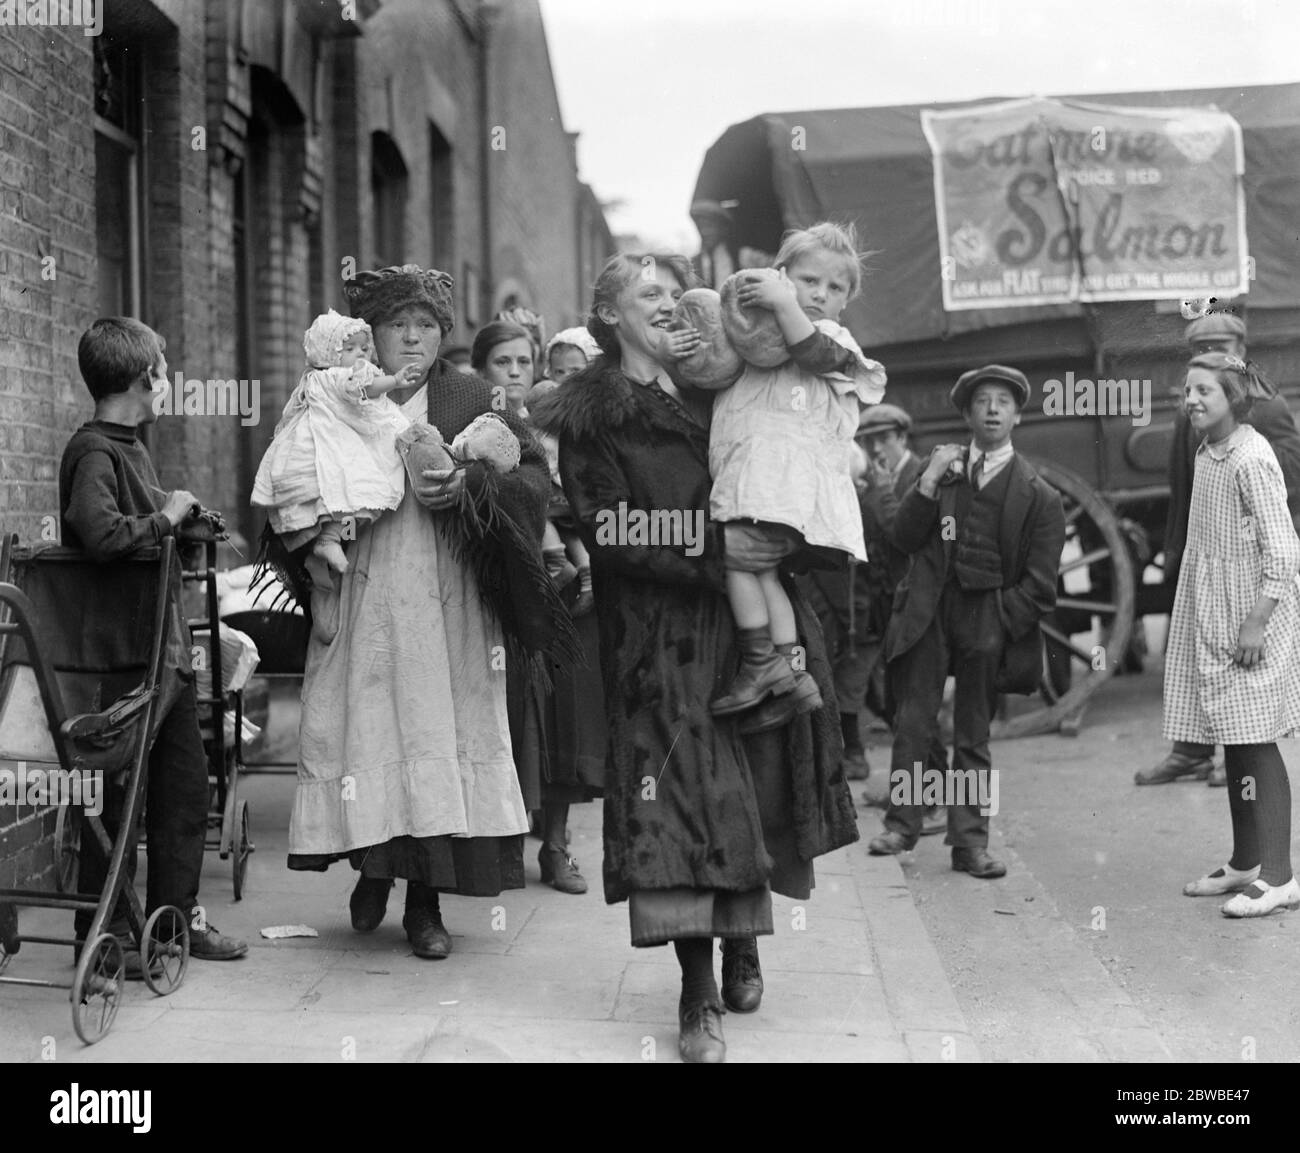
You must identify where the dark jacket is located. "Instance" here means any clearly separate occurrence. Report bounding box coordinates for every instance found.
[862,450,926,599]
[531,361,858,903]
[885,451,1065,694]
[1165,397,1300,585]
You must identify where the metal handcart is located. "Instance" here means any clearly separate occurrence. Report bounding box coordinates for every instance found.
[0,535,190,1044]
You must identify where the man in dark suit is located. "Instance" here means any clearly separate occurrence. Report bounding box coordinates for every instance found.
[857,404,948,834]
[868,366,1066,878]
[1137,312,1300,787]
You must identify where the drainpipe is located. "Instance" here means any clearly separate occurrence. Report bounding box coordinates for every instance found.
[478,1,500,323]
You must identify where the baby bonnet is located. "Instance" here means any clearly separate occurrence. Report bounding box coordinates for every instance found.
[304,309,372,368]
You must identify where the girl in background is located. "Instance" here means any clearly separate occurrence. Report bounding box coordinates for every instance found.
[1165,352,1300,917]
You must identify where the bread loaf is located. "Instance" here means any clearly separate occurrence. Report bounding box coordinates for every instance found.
[720,269,789,368]
[397,424,454,489]
[666,288,744,391]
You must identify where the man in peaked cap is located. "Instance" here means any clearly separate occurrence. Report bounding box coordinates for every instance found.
[1138,311,1300,787]
[855,403,950,834]
[868,366,1064,879]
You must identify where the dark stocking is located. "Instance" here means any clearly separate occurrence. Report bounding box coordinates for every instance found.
[840,710,862,752]
[674,937,718,1006]
[543,801,569,849]
[405,880,441,915]
[1224,743,1293,885]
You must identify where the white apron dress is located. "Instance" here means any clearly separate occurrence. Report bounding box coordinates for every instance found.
[1163,424,1300,744]
[289,384,530,855]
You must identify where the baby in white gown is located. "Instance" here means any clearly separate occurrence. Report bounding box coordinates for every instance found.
[252,309,421,574]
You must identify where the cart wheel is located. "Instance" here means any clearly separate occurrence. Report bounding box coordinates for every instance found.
[53,803,82,894]
[991,459,1135,740]
[232,800,253,901]
[141,905,190,996]
[71,933,124,1045]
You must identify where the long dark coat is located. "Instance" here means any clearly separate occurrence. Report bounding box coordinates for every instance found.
[884,452,1065,695]
[530,362,858,903]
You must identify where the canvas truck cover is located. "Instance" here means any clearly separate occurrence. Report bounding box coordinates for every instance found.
[690,83,1300,352]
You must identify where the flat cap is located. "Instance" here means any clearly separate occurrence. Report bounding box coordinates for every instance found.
[950,364,1030,412]
[1184,312,1246,344]
[857,403,913,435]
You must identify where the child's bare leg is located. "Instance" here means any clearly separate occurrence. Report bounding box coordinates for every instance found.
[312,519,349,574]
[563,531,590,571]
[759,568,796,646]
[726,569,770,630]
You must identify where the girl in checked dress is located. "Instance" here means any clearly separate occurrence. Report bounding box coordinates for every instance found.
[1164,352,1300,917]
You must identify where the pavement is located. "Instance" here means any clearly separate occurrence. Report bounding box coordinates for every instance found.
[6,642,1298,1064]
[0,703,976,1063]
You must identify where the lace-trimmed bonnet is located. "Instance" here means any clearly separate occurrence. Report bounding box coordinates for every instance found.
[304,309,373,369]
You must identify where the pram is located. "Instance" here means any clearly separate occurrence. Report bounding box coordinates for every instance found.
[0,535,190,1044]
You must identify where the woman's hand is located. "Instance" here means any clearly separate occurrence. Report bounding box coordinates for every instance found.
[737,268,797,312]
[724,523,796,572]
[1235,616,1268,667]
[662,325,701,361]
[414,467,465,511]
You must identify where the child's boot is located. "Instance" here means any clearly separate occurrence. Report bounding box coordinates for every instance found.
[711,626,797,716]
[775,641,824,713]
[312,522,349,574]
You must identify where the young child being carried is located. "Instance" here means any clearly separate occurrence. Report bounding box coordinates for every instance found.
[704,222,887,723]
[252,309,421,577]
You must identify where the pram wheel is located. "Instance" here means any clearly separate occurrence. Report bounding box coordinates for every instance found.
[53,803,82,894]
[232,799,253,900]
[141,905,190,995]
[71,933,124,1044]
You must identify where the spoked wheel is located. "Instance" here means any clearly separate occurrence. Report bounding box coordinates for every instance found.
[232,800,253,901]
[992,460,1135,739]
[53,803,82,894]
[141,905,190,995]
[71,933,124,1044]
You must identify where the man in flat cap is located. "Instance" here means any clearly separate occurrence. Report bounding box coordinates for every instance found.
[868,366,1065,878]
[1138,311,1300,786]
[856,404,950,832]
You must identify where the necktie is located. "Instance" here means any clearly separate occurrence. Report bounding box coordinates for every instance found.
[969,453,984,490]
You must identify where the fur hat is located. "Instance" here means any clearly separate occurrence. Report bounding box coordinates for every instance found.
[344,264,456,335]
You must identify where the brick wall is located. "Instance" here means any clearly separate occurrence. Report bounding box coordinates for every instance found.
[0,0,609,898]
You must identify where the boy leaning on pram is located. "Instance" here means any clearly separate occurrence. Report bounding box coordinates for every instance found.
[59,316,248,970]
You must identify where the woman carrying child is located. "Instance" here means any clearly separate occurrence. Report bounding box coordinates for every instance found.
[1164,352,1300,917]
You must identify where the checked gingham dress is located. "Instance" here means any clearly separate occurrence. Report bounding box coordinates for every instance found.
[1164,424,1300,744]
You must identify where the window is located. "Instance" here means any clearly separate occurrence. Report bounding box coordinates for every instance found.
[93,38,146,318]
[429,123,453,269]
[371,132,408,268]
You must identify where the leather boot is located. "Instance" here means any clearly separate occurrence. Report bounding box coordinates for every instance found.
[711,626,797,717]
[349,875,393,933]
[402,881,452,959]
[678,998,726,1063]
[721,936,763,1013]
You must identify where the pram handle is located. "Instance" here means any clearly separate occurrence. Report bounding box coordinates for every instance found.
[60,683,157,741]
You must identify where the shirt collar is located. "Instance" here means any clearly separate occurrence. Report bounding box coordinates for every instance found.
[969,442,1014,469]
[891,449,916,478]
[1199,424,1248,461]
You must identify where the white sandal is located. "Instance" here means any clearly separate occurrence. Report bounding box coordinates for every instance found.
[1183,863,1260,897]
[1221,877,1300,918]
